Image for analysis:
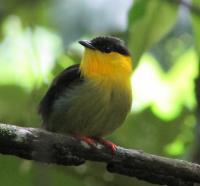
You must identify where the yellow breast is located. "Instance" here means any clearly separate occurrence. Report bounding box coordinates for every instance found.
[80,48,132,91]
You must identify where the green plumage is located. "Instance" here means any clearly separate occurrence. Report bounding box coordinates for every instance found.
[47,78,131,137]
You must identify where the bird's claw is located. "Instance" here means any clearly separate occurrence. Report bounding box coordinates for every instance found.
[73,135,96,146]
[94,138,117,155]
[73,135,117,155]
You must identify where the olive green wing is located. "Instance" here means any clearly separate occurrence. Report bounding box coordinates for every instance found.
[38,64,83,125]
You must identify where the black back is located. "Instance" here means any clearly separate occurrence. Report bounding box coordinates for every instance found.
[38,64,83,121]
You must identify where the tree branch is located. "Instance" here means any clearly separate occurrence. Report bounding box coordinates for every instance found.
[167,0,200,17]
[0,123,200,186]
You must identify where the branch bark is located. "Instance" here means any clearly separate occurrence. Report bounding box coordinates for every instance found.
[0,123,200,186]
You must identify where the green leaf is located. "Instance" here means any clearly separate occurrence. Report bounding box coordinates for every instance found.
[165,139,185,156]
[165,115,195,156]
[0,16,62,90]
[132,49,198,120]
[128,0,178,65]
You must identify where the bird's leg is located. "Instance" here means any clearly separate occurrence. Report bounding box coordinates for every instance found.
[73,135,96,146]
[73,135,117,154]
[93,137,117,154]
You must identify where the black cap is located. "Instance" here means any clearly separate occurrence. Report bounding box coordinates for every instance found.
[79,36,130,56]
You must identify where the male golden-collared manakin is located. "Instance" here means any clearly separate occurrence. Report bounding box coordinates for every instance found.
[39,36,132,153]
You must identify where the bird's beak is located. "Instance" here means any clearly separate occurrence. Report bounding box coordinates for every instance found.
[79,40,96,50]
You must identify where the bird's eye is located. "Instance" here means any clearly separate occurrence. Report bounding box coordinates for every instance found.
[104,47,111,53]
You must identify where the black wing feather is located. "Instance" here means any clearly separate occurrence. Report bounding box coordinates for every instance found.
[38,64,83,121]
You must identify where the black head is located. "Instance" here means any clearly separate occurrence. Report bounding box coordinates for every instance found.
[79,36,130,56]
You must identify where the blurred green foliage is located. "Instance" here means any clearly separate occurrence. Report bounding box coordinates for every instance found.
[0,0,199,186]
[128,0,178,64]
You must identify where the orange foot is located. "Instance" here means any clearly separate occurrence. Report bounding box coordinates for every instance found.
[73,135,96,146]
[94,138,117,155]
[73,135,117,155]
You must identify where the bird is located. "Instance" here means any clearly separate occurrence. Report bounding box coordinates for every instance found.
[38,36,132,153]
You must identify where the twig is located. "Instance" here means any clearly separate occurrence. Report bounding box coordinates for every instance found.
[167,0,200,17]
[0,123,199,186]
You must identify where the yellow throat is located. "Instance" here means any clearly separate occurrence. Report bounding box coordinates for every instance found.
[80,49,132,84]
